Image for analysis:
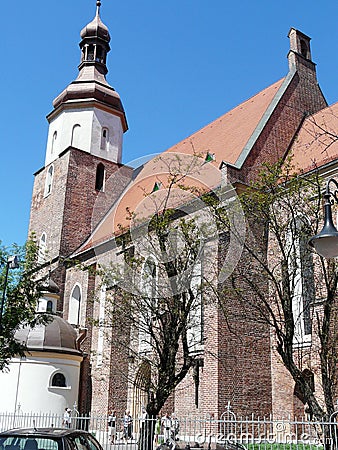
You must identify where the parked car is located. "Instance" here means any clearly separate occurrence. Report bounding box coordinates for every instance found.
[0,428,103,450]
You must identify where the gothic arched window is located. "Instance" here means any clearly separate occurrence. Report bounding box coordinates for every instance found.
[44,165,54,196]
[38,233,47,264]
[187,260,204,354]
[100,128,109,151]
[71,124,81,149]
[68,284,81,326]
[287,217,314,345]
[51,131,57,155]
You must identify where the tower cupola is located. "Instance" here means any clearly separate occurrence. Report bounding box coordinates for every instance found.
[45,0,127,166]
[79,1,111,75]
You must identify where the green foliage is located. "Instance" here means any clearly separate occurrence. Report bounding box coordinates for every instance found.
[219,158,338,421]
[0,236,47,371]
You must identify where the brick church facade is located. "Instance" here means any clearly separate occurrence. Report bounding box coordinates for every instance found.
[28,2,338,420]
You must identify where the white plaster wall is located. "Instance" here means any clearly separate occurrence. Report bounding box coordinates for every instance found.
[0,352,82,414]
[45,108,123,166]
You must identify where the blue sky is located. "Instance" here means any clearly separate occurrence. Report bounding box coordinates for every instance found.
[1,0,337,248]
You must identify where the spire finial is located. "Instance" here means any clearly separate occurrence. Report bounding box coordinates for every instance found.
[96,1,101,16]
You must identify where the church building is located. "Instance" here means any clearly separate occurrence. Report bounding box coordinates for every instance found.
[21,1,338,420]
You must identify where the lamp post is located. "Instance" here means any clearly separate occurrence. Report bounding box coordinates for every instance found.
[309,178,338,258]
[0,255,19,334]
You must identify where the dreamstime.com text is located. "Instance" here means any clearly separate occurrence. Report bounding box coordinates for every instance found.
[193,431,334,446]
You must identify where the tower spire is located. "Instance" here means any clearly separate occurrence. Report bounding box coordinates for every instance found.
[96,1,101,16]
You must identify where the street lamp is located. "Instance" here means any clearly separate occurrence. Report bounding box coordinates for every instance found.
[0,255,19,334]
[309,178,338,259]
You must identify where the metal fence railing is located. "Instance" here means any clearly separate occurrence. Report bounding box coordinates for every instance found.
[1,411,338,449]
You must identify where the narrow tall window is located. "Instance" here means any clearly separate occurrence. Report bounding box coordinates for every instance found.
[95,163,105,191]
[38,233,47,264]
[100,127,109,151]
[187,260,204,354]
[87,44,94,61]
[287,218,313,345]
[96,46,103,63]
[68,284,81,326]
[46,300,53,313]
[71,124,81,149]
[44,165,54,196]
[96,285,106,367]
[51,131,57,155]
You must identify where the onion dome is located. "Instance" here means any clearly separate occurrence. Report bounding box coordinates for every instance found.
[51,0,128,132]
[80,1,110,42]
[15,315,82,356]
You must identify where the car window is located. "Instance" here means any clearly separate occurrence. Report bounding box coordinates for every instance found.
[71,436,88,450]
[0,437,60,450]
[85,435,101,450]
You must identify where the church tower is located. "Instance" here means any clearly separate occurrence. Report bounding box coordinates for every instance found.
[29,1,128,306]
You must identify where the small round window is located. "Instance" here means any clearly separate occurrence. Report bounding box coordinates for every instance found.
[51,373,66,387]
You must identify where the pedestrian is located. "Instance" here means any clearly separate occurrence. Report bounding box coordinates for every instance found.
[154,416,161,446]
[123,410,133,443]
[138,407,147,445]
[62,408,71,428]
[171,413,179,441]
[108,410,117,444]
[161,412,171,444]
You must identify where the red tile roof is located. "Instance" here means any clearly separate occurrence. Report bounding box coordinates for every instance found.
[288,102,338,173]
[164,79,285,166]
[75,78,290,254]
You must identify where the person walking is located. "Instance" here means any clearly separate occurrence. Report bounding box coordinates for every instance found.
[171,413,179,441]
[161,413,171,444]
[108,410,117,444]
[154,417,161,446]
[138,407,147,445]
[62,408,71,428]
[123,410,133,443]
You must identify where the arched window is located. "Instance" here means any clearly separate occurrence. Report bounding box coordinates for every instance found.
[37,296,56,313]
[100,127,109,151]
[51,131,57,155]
[68,284,81,326]
[38,233,47,263]
[287,217,314,345]
[96,285,106,367]
[46,300,53,313]
[71,124,81,149]
[44,165,54,196]
[51,372,66,387]
[95,163,105,191]
[187,260,204,354]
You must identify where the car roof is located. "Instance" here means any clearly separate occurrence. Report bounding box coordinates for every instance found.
[0,428,90,438]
